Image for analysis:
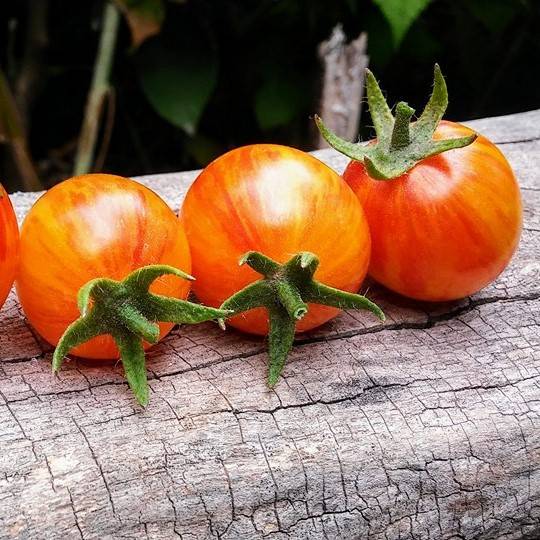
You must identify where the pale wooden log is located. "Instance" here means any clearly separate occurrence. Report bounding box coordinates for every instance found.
[0,109,539,539]
[317,26,368,148]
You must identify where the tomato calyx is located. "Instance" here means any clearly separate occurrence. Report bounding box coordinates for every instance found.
[219,251,385,387]
[53,264,231,406]
[315,64,478,180]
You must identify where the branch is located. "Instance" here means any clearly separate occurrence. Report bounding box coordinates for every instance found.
[73,1,120,175]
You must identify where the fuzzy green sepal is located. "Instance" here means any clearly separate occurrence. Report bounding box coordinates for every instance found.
[220,252,384,387]
[53,265,231,406]
[315,64,477,180]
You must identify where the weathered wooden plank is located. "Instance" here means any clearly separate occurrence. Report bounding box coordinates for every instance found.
[0,291,42,362]
[462,108,540,144]
[0,110,539,540]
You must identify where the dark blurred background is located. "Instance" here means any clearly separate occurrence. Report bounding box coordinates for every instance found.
[1,0,539,192]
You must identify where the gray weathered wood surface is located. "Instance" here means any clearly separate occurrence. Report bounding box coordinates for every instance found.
[1,110,539,540]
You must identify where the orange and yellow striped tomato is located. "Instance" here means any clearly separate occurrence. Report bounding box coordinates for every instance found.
[180,144,371,335]
[344,121,523,301]
[0,184,19,310]
[16,174,191,358]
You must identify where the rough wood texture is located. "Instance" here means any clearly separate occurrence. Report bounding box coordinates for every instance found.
[317,27,368,148]
[1,110,539,540]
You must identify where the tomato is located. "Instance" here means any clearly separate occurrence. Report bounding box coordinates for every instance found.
[16,174,192,358]
[344,121,522,301]
[0,184,19,309]
[180,144,373,335]
[316,65,522,302]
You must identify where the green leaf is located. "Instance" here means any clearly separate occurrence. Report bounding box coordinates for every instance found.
[184,134,222,166]
[135,37,217,134]
[254,76,306,131]
[466,0,519,34]
[372,0,431,47]
[400,22,442,61]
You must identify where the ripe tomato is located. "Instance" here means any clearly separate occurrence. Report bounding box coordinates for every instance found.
[344,121,522,301]
[0,184,19,309]
[16,174,192,358]
[317,65,522,302]
[180,144,372,335]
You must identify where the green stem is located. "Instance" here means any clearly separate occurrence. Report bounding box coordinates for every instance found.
[316,64,478,180]
[268,306,295,387]
[306,281,384,319]
[221,251,384,386]
[53,264,231,406]
[74,1,120,175]
[240,251,280,277]
[113,330,148,406]
[118,304,160,343]
[276,281,308,320]
[52,313,104,372]
[390,102,415,150]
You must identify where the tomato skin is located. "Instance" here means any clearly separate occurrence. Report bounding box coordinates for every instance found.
[344,121,522,301]
[16,174,191,358]
[180,144,371,335]
[0,184,19,309]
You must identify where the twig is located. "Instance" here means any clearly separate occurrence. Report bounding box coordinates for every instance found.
[74,1,120,175]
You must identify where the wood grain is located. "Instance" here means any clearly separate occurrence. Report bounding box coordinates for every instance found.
[1,109,539,540]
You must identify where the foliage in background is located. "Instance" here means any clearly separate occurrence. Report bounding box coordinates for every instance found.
[0,0,539,191]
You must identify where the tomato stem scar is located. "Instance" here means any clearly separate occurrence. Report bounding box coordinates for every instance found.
[219,251,385,387]
[52,264,231,406]
[315,64,478,180]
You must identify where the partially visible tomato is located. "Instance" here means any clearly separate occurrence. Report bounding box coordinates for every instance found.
[16,174,192,358]
[180,144,373,335]
[0,184,19,309]
[344,121,522,301]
